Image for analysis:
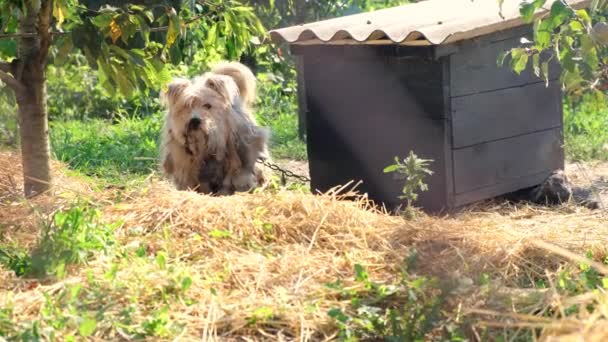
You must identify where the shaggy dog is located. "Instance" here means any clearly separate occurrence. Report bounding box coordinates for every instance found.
[159,61,271,194]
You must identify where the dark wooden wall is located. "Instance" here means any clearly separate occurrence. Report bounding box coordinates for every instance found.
[294,45,450,212]
[292,24,564,212]
[444,25,564,207]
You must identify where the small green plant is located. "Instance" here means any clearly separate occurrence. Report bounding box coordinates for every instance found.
[1,204,117,279]
[555,250,608,296]
[326,262,459,341]
[383,151,434,216]
[0,244,32,276]
[28,204,118,278]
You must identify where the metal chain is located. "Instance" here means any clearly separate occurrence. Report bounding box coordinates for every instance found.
[257,158,311,185]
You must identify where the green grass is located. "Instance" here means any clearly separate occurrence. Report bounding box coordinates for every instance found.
[50,115,163,183]
[255,75,308,160]
[564,96,608,161]
[48,77,307,182]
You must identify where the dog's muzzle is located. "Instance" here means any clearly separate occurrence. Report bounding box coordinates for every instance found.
[188,117,202,131]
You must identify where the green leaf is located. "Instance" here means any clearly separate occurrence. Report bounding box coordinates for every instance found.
[510,48,529,74]
[520,0,547,22]
[79,317,97,337]
[91,13,113,30]
[354,264,369,284]
[569,20,584,32]
[328,308,349,323]
[133,14,150,43]
[209,229,232,239]
[383,165,399,173]
[128,4,145,12]
[206,23,218,46]
[156,252,167,270]
[550,0,573,27]
[181,276,193,292]
[166,8,180,48]
[520,3,536,22]
[577,9,592,26]
[534,20,552,49]
[0,40,17,58]
[52,0,67,29]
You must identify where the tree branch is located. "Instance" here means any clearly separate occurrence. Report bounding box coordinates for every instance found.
[38,0,53,64]
[0,70,24,93]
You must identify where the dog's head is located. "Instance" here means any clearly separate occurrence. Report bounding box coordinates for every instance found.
[160,74,242,156]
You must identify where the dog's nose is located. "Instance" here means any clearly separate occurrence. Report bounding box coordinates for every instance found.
[188,117,201,130]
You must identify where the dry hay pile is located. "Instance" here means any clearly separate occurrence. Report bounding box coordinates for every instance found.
[1,150,608,341]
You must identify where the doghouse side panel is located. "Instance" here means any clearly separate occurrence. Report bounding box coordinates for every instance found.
[453,128,563,204]
[298,46,449,212]
[451,81,562,148]
[449,25,560,97]
[447,25,565,207]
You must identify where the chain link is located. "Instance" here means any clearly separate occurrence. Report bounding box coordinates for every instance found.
[257,158,311,184]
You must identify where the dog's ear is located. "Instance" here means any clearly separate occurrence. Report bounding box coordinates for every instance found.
[161,78,191,108]
[205,75,240,104]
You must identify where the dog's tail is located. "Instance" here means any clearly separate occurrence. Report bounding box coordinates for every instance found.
[211,61,256,108]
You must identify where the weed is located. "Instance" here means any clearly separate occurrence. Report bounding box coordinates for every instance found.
[247,306,274,326]
[0,244,32,276]
[326,262,461,341]
[0,203,118,278]
[384,151,434,218]
[555,250,608,297]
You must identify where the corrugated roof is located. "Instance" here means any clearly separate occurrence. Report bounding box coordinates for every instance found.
[269,0,589,46]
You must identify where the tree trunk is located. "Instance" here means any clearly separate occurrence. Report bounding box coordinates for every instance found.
[15,67,51,197]
[14,0,53,197]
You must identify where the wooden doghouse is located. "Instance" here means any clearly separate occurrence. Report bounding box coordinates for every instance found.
[269,0,587,213]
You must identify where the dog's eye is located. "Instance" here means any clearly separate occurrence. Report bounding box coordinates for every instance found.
[203,103,212,110]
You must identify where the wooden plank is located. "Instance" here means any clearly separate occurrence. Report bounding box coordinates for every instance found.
[295,55,308,140]
[453,128,563,195]
[454,171,554,207]
[441,57,456,208]
[451,81,563,148]
[291,44,435,61]
[435,24,533,59]
[450,32,560,97]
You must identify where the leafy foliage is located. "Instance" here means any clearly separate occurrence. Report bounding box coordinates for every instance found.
[0,0,266,105]
[504,0,608,97]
